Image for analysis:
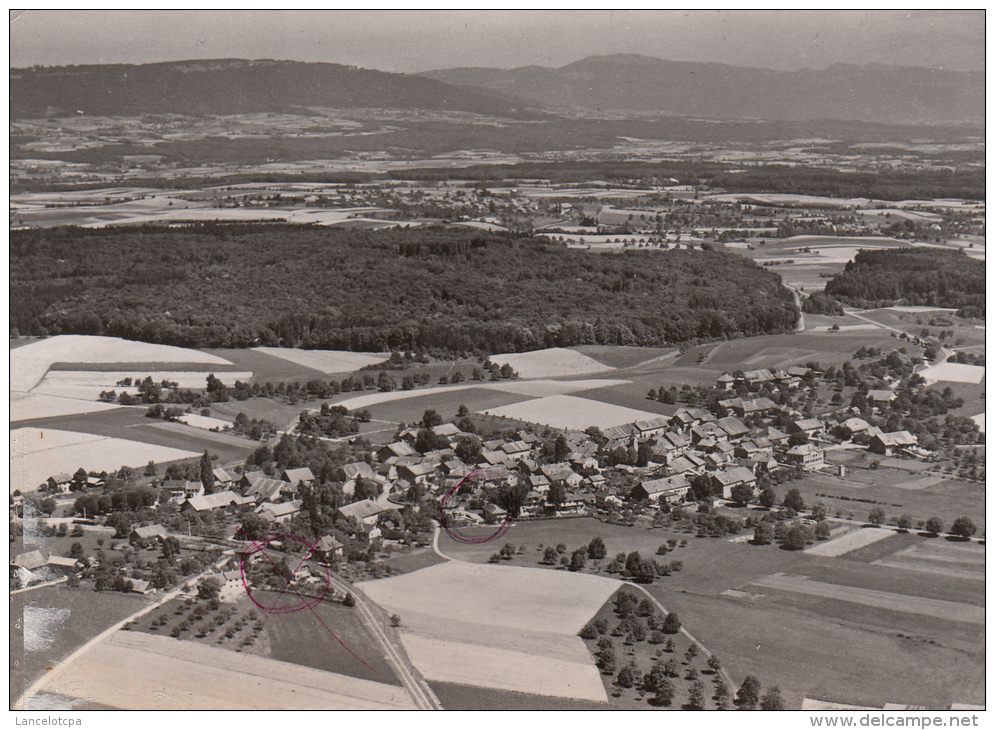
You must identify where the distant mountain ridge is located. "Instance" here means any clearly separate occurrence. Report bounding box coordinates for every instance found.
[9,58,543,119]
[420,54,984,125]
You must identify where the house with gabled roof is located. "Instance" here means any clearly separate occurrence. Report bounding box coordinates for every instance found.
[339,462,377,481]
[630,474,690,504]
[709,466,757,499]
[281,467,315,486]
[255,500,302,524]
[212,467,235,486]
[337,499,384,525]
[130,524,169,542]
[377,442,417,461]
[183,490,254,513]
[787,418,823,439]
[868,431,917,456]
[397,461,436,485]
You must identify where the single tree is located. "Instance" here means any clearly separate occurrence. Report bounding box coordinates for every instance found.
[569,547,587,571]
[815,521,831,540]
[199,450,215,495]
[737,675,762,708]
[687,680,706,709]
[783,488,804,512]
[753,522,774,545]
[951,516,977,539]
[541,546,558,564]
[654,678,675,706]
[598,646,617,674]
[616,661,637,688]
[761,686,785,710]
[783,526,807,550]
[730,483,754,507]
[587,536,607,560]
[758,486,777,509]
[662,612,681,634]
[868,507,886,526]
[925,517,944,535]
[896,514,913,532]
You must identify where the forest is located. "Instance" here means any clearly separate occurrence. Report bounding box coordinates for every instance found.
[10,224,798,354]
[823,247,985,315]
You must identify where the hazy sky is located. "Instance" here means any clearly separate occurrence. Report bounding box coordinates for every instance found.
[9,9,985,73]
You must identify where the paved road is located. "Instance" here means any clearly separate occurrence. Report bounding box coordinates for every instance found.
[326,573,441,710]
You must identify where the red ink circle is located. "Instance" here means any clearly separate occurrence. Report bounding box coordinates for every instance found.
[439,469,519,544]
[239,533,331,614]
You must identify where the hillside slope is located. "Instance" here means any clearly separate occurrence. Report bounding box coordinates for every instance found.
[9,59,542,119]
[421,54,984,125]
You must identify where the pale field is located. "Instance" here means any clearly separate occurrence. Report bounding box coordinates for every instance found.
[10,392,121,422]
[31,370,253,401]
[918,362,985,384]
[399,634,607,702]
[360,561,620,636]
[360,561,618,701]
[78,206,393,229]
[807,324,880,332]
[481,393,674,430]
[804,527,894,557]
[33,632,415,710]
[330,378,630,411]
[10,427,200,493]
[252,347,388,374]
[885,306,959,313]
[705,193,871,207]
[488,348,615,379]
[873,541,985,582]
[10,335,234,392]
[971,413,985,432]
[175,413,233,431]
[750,573,984,624]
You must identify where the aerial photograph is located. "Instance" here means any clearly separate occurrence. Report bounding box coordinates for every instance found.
[9,9,985,717]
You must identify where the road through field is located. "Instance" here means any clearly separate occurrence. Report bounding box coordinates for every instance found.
[326,574,441,710]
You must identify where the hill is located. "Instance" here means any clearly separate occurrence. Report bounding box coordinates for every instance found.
[10,225,798,354]
[421,54,984,126]
[823,247,985,315]
[9,59,541,119]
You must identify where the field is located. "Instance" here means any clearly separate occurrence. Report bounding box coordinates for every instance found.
[488,347,616,378]
[10,392,122,422]
[357,387,537,428]
[10,335,235,393]
[31,369,253,401]
[439,517,984,709]
[480,393,666,430]
[749,573,984,623]
[11,585,147,705]
[33,631,415,710]
[918,362,986,384]
[359,560,619,701]
[11,407,263,468]
[429,681,610,710]
[571,345,677,369]
[252,347,388,374]
[10,427,201,493]
[804,527,894,557]
[787,466,986,531]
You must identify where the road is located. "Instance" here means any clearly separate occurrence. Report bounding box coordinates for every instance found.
[786,285,806,332]
[15,555,229,709]
[326,573,441,710]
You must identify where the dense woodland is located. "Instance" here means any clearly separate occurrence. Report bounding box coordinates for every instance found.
[10,225,797,354]
[823,248,985,315]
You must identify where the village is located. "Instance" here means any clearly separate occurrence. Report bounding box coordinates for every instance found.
[12,339,981,602]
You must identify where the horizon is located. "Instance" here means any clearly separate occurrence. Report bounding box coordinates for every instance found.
[9,51,985,76]
[9,10,985,74]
